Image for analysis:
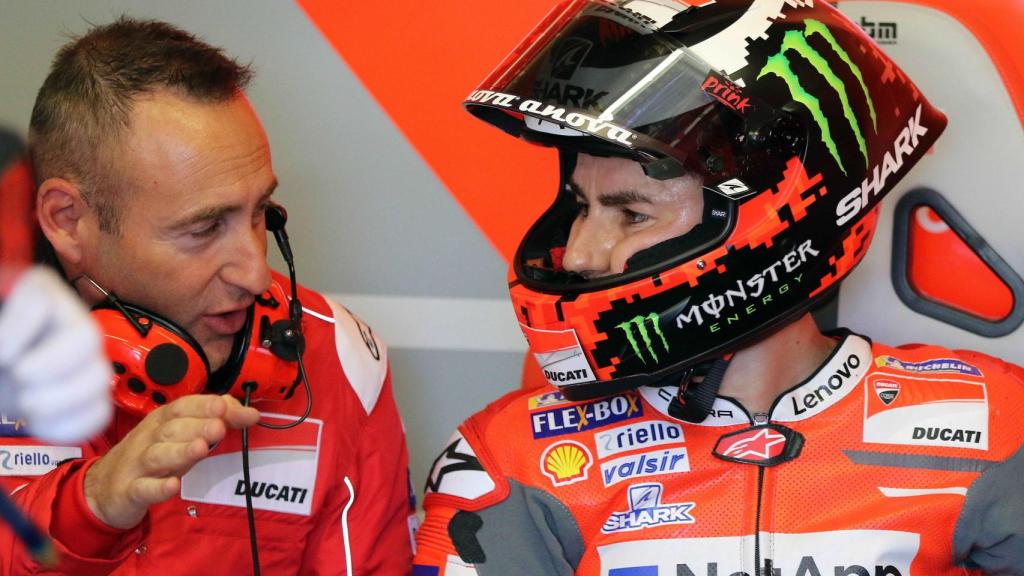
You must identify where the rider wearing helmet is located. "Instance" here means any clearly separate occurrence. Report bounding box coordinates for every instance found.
[415,1,1024,574]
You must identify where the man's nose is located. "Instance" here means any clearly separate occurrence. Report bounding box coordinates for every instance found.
[222,225,272,296]
[562,217,617,278]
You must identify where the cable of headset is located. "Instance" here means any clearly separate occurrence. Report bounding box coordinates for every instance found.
[239,319,310,574]
[239,202,313,574]
[241,384,261,576]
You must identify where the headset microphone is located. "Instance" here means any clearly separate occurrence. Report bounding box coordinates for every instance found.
[264,202,293,266]
[265,202,303,327]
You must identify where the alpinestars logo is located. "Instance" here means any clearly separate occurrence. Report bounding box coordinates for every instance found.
[617,313,669,365]
[757,19,877,176]
[424,436,484,494]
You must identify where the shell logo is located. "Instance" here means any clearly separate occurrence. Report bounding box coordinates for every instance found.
[540,440,593,487]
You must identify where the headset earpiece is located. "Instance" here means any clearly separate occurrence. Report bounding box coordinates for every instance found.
[94,304,210,416]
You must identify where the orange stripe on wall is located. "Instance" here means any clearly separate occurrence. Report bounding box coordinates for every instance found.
[296,0,560,262]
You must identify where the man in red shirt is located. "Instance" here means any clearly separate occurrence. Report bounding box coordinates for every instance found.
[414,1,1024,574]
[1,18,414,575]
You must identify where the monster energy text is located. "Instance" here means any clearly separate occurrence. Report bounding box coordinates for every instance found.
[675,240,819,332]
[758,19,876,176]
[618,313,670,365]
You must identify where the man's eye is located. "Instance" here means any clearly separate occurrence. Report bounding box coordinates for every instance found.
[624,209,649,225]
[190,220,222,239]
[576,203,589,218]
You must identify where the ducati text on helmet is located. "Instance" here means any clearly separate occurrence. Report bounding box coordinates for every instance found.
[465,0,945,400]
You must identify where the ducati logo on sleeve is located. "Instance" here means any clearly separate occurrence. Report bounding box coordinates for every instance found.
[712,424,804,466]
[874,380,901,405]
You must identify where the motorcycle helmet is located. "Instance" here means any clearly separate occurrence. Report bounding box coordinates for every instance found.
[464,0,946,400]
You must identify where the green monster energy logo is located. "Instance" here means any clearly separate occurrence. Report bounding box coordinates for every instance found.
[617,313,669,365]
[758,19,876,175]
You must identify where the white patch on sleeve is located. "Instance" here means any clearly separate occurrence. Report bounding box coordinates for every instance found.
[325,299,389,415]
[425,430,496,500]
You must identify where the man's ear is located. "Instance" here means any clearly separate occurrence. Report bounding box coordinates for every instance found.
[36,177,93,265]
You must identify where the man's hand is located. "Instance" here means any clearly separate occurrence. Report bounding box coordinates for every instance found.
[0,266,113,443]
[84,394,260,530]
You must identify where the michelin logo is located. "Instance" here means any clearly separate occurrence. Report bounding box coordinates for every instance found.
[602,483,695,534]
[875,356,982,376]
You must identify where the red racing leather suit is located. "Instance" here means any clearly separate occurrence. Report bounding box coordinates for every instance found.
[415,332,1024,575]
[0,276,416,575]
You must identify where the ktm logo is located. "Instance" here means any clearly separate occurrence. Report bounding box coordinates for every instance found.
[617,313,669,365]
[758,19,877,176]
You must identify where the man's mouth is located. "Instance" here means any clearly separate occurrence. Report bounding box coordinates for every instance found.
[202,307,250,336]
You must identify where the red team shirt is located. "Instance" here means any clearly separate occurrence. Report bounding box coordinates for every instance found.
[416,333,1024,575]
[0,276,416,575]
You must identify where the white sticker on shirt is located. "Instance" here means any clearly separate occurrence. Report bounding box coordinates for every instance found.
[520,324,596,389]
[0,446,81,476]
[594,420,684,459]
[180,413,321,515]
[862,373,988,450]
[597,530,919,575]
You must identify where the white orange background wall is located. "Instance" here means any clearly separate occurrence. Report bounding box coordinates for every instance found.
[0,0,1020,496]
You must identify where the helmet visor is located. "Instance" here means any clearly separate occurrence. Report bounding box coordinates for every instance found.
[464,0,790,182]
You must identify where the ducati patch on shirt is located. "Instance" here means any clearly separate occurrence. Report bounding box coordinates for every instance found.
[180,413,321,515]
[862,373,988,450]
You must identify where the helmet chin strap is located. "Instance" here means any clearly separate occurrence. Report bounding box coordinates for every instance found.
[667,356,731,423]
